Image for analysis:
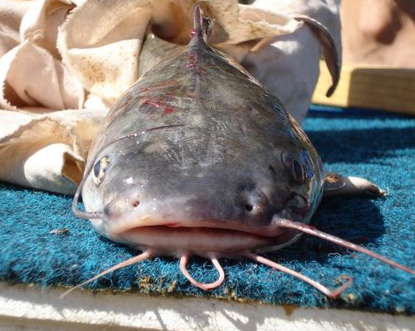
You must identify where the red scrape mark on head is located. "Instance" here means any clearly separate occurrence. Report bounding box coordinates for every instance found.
[140,98,176,116]
[163,106,175,116]
[187,54,196,69]
[143,100,163,108]
[187,54,207,74]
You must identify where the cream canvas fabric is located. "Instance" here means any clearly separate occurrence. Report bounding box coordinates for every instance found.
[0,0,340,194]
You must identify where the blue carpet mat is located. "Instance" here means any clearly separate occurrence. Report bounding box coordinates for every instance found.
[1,107,414,314]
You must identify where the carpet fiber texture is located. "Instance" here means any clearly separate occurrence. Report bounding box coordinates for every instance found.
[1,107,414,314]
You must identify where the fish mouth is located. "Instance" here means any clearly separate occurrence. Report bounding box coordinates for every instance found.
[105,218,299,257]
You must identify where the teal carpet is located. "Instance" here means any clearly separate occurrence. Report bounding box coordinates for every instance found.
[1,106,414,314]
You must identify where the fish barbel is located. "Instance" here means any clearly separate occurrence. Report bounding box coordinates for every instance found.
[67,6,415,298]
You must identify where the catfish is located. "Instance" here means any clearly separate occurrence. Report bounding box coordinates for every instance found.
[65,6,415,298]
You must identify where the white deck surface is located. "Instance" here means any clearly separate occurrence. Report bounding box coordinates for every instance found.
[0,282,414,331]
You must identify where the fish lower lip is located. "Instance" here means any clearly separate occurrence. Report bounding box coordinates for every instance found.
[115,225,293,256]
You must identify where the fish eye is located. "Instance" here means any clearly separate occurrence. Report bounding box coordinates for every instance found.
[292,159,305,184]
[281,151,294,170]
[92,155,110,185]
[281,151,306,185]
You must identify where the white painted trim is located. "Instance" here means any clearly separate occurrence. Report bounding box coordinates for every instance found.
[0,282,413,331]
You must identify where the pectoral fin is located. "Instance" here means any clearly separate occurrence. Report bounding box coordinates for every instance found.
[323,172,386,197]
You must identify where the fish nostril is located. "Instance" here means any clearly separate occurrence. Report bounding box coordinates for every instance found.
[131,200,140,208]
[237,182,271,216]
[242,191,270,216]
[245,203,254,212]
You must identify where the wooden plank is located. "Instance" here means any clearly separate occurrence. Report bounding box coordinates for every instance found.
[312,60,415,115]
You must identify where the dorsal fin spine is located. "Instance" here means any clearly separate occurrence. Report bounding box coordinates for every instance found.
[191,4,211,43]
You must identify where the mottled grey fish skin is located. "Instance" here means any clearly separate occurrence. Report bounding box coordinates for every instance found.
[65,9,415,298]
[81,29,323,256]
[138,33,185,77]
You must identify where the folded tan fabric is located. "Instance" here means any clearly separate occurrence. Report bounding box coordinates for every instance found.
[0,0,340,194]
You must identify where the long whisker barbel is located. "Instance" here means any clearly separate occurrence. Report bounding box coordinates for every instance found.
[179,252,225,290]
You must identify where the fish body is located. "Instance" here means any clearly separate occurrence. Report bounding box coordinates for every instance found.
[81,27,323,257]
[69,7,414,297]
